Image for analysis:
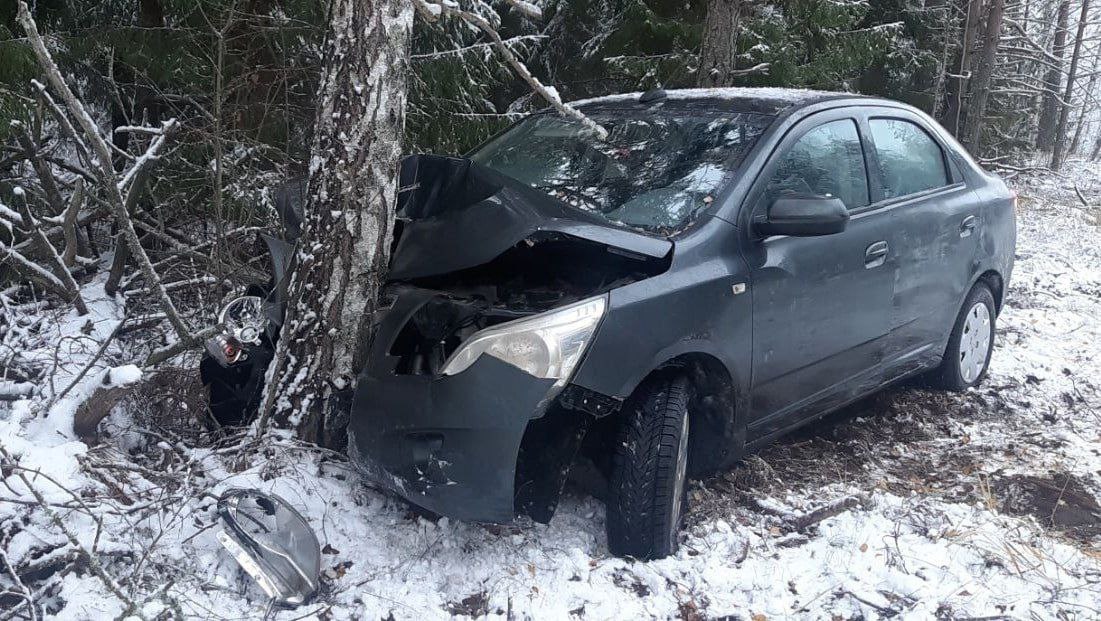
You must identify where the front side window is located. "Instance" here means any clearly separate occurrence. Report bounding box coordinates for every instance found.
[470,110,772,234]
[869,118,948,199]
[763,119,869,211]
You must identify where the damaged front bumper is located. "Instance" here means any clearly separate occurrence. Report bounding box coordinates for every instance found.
[348,355,559,523]
[347,288,573,524]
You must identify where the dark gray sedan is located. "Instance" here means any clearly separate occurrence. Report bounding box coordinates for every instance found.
[346,87,1016,560]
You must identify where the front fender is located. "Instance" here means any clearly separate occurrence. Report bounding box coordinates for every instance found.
[570,260,750,402]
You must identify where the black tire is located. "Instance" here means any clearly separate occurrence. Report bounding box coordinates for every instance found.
[930,283,997,391]
[606,371,692,560]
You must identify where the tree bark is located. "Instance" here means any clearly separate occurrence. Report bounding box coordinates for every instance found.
[1051,0,1091,169]
[944,0,985,136]
[1068,35,1101,156]
[1036,0,1070,152]
[962,0,1006,151]
[258,0,413,445]
[697,0,743,87]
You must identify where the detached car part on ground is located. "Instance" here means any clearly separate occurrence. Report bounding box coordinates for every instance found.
[216,489,321,609]
[202,88,1016,560]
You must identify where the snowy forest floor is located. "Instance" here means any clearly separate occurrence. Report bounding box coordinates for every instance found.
[2,165,1100,620]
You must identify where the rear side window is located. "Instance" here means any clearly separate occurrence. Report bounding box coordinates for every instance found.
[869,119,948,199]
[763,119,869,211]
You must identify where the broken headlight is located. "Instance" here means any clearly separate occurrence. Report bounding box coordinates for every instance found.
[219,295,265,345]
[216,489,320,608]
[441,295,606,380]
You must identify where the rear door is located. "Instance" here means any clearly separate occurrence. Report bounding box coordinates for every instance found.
[743,110,896,439]
[862,112,979,375]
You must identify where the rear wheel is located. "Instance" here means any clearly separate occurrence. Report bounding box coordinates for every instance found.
[930,283,996,391]
[606,372,691,560]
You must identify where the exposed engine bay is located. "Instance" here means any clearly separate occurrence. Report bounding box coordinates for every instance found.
[385,231,668,376]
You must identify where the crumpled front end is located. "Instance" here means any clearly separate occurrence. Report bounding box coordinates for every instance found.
[346,154,670,523]
[347,285,573,522]
[348,355,559,523]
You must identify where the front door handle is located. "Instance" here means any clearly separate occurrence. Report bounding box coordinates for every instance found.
[865,240,888,269]
[959,214,978,237]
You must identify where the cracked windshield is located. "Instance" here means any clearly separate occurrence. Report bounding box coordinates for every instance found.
[471,111,772,233]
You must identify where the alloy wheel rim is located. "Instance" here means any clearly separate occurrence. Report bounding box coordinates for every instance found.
[959,302,992,383]
[668,412,690,549]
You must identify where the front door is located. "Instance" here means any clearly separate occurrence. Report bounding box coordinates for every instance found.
[743,115,895,439]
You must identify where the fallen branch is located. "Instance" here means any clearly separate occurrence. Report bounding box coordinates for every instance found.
[17,1,192,343]
[45,314,128,415]
[29,80,91,167]
[1074,183,1091,207]
[73,378,138,442]
[143,324,222,367]
[783,495,867,532]
[11,184,88,315]
[0,381,35,401]
[0,238,68,294]
[119,225,265,290]
[0,446,146,620]
[0,547,38,621]
[11,120,66,218]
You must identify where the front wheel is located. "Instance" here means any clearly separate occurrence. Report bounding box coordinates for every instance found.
[606,372,692,560]
[930,283,997,391]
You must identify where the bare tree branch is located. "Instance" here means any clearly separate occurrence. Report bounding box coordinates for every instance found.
[16,1,195,344]
[0,446,146,620]
[414,0,608,139]
[9,188,88,315]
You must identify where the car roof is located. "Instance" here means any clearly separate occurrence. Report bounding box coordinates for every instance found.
[568,87,872,115]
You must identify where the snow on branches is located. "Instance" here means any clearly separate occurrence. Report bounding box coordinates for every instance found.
[413,0,609,139]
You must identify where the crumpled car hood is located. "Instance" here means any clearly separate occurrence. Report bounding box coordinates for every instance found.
[389,155,672,281]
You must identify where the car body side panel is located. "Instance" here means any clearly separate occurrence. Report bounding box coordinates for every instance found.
[743,211,896,436]
[889,108,1015,319]
[883,185,983,369]
[569,215,753,453]
[731,108,897,436]
[853,108,983,375]
[720,98,1012,444]
[973,174,1017,307]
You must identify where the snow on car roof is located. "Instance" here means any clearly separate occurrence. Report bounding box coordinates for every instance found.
[569,87,860,114]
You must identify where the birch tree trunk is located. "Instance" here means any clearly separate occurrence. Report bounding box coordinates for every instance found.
[1036,0,1070,152]
[1051,0,1091,170]
[258,0,413,445]
[697,0,743,87]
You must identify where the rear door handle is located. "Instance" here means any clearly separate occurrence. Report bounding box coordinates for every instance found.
[865,240,888,269]
[959,214,978,237]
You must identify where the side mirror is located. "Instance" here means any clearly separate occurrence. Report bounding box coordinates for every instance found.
[756,195,849,237]
[217,489,321,608]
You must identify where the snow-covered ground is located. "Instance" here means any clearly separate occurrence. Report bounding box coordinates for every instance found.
[2,166,1100,620]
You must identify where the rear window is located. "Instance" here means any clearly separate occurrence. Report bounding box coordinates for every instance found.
[470,110,772,234]
[869,118,949,199]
